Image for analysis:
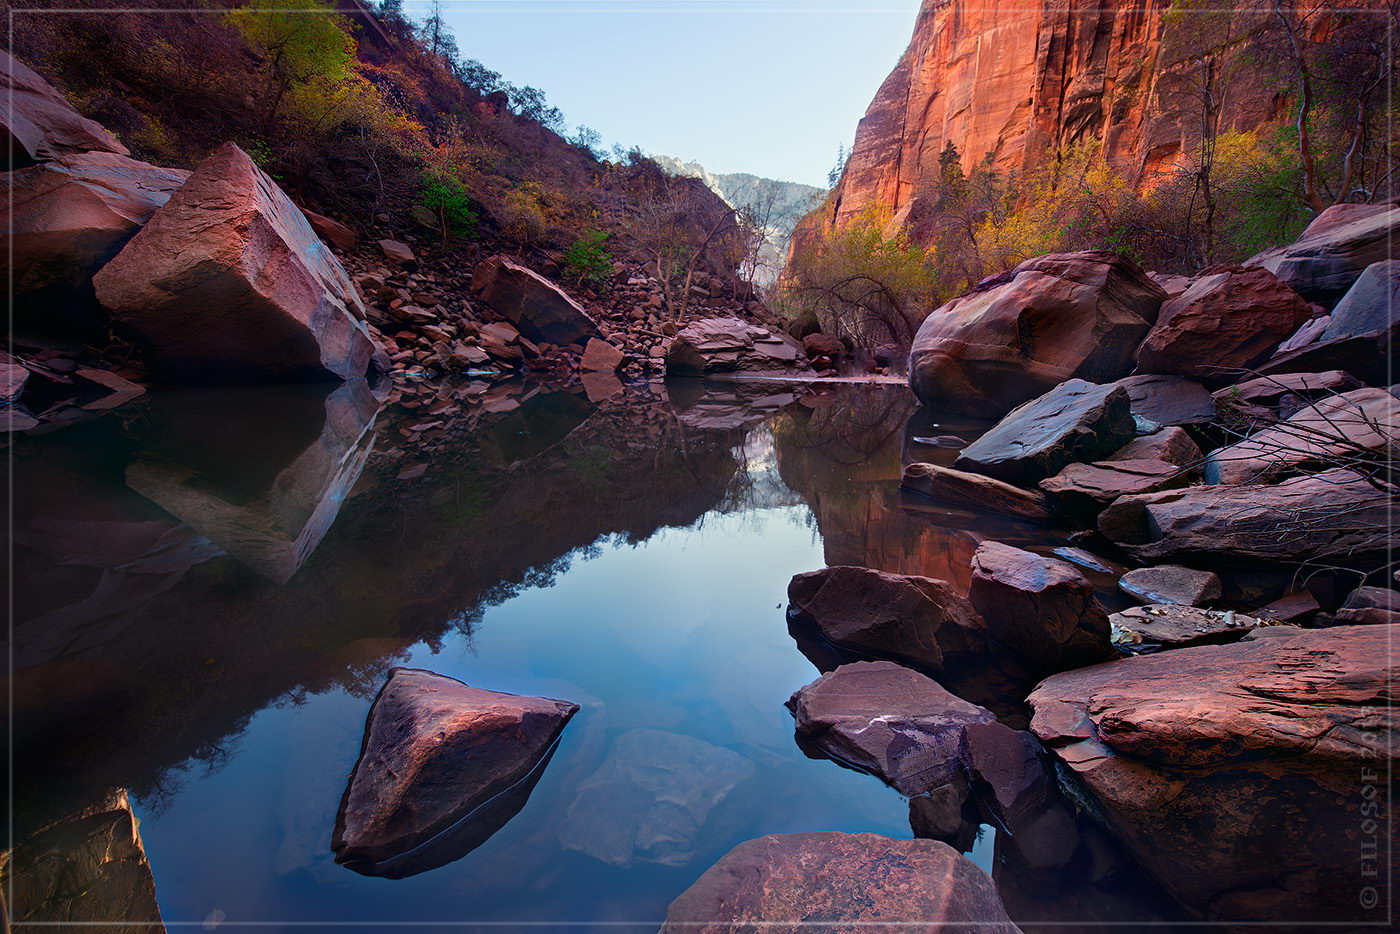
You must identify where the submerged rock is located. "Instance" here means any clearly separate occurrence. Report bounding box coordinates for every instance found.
[1028,625,1397,924]
[556,728,754,867]
[92,142,377,382]
[954,380,1135,485]
[908,251,1163,417]
[786,660,994,796]
[968,542,1117,672]
[787,566,988,678]
[659,832,1019,934]
[471,255,600,346]
[332,668,578,877]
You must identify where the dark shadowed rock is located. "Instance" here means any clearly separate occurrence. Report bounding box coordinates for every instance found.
[1098,468,1397,563]
[333,668,578,878]
[1111,374,1215,427]
[0,789,164,933]
[1333,585,1400,626]
[2,152,189,334]
[557,728,753,868]
[1214,369,1363,421]
[1257,331,1388,385]
[900,462,1052,521]
[1106,426,1201,466]
[909,251,1163,417]
[1,50,129,165]
[92,142,377,382]
[1276,312,1331,352]
[1029,625,1397,924]
[1321,259,1399,341]
[1117,565,1221,606]
[1246,201,1398,306]
[1134,267,1311,382]
[786,566,988,678]
[963,721,1079,876]
[2,361,30,402]
[954,380,1135,485]
[1203,386,1398,485]
[1109,604,1270,648]
[968,542,1117,671]
[471,255,600,346]
[1039,458,1189,522]
[667,318,809,376]
[786,660,994,795]
[659,832,1019,934]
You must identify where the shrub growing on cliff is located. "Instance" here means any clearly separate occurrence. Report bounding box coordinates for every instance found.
[418,170,479,242]
[563,231,614,286]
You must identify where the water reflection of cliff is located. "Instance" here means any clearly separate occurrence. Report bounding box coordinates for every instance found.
[8,380,754,837]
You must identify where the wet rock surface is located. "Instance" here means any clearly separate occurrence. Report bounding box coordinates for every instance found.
[659,832,1019,934]
[92,142,377,382]
[786,660,994,796]
[955,380,1136,485]
[332,668,578,878]
[908,251,1163,417]
[1029,624,1397,924]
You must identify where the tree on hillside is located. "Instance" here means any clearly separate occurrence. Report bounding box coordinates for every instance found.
[230,0,357,134]
[633,183,743,318]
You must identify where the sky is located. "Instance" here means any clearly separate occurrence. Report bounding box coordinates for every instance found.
[418,0,922,188]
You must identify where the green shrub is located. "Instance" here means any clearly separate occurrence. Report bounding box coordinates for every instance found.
[418,171,478,240]
[562,230,614,286]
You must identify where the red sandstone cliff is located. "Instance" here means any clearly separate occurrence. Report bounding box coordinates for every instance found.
[809,0,1296,241]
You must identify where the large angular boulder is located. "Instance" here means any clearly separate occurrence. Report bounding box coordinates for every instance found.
[1029,625,1397,924]
[1203,386,1399,485]
[954,380,1136,485]
[1110,373,1215,428]
[786,660,994,796]
[1039,458,1190,522]
[968,542,1117,672]
[786,566,988,678]
[2,151,189,334]
[1106,426,1201,466]
[470,255,599,346]
[908,251,1164,417]
[556,729,754,868]
[666,317,808,375]
[93,142,377,382]
[659,833,1019,934]
[1098,468,1397,563]
[1246,201,1398,306]
[1134,266,1312,381]
[332,668,578,877]
[1,50,129,165]
[1320,258,1399,340]
[900,462,1052,521]
[1256,330,1389,385]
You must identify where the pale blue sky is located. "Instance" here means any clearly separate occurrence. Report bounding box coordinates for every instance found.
[417,0,921,187]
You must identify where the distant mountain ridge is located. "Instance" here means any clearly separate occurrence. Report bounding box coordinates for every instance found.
[652,155,823,289]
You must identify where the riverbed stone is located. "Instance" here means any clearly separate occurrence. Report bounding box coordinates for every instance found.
[579,337,625,372]
[1117,565,1221,606]
[333,668,578,875]
[1213,370,1363,421]
[900,462,1052,521]
[968,542,1116,672]
[1039,458,1188,521]
[658,833,1019,934]
[1321,259,1399,341]
[1105,426,1201,466]
[1332,585,1400,626]
[666,317,808,376]
[1028,624,1398,924]
[786,660,994,796]
[92,142,377,382]
[954,380,1136,486]
[908,251,1163,417]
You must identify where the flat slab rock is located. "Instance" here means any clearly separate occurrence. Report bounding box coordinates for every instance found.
[1028,624,1397,923]
[1117,565,1222,607]
[900,462,1052,521]
[659,832,1018,934]
[1109,604,1271,648]
[787,566,988,678]
[955,379,1136,485]
[1106,426,1201,466]
[332,668,577,875]
[666,317,809,376]
[786,660,994,795]
[1039,457,1188,520]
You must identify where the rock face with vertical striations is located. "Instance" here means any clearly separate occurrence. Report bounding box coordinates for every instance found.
[92,142,377,383]
[332,668,578,878]
[659,833,1019,934]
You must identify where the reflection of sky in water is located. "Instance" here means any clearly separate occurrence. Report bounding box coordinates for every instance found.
[136,495,989,928]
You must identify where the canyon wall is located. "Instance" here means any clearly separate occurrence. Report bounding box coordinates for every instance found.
[809,0,1293,241]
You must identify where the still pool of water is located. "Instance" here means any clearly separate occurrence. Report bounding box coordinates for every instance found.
[9,379,1097,931]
